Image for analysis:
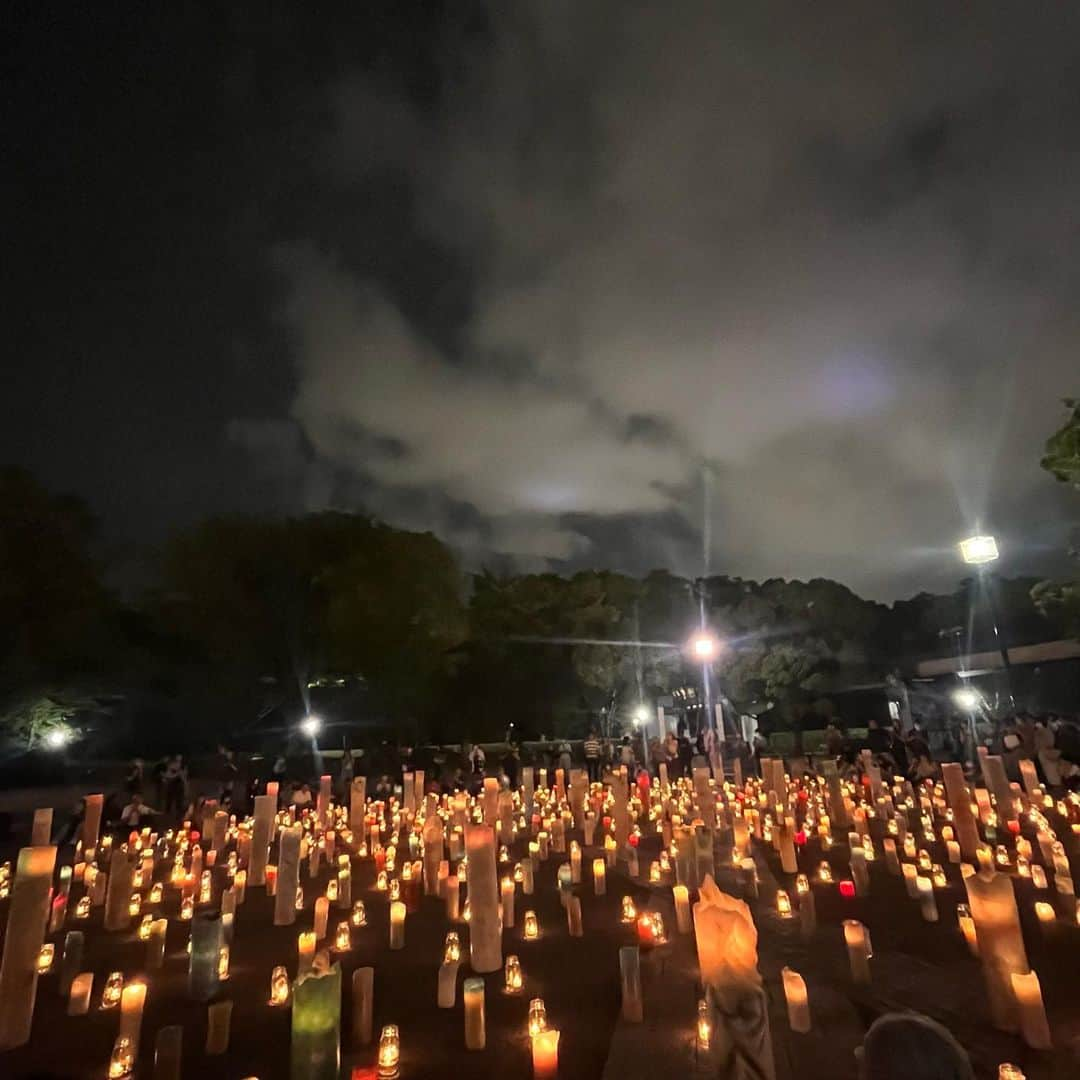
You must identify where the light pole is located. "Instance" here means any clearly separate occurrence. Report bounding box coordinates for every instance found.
[952,686,981,768]
[633,704,651,770]
[958,534,1015,711]
[687,629,721,744]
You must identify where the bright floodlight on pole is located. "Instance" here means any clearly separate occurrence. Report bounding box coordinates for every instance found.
[689,630,720,662]
[633,704,650,727]
[952,687,980,712]
[300,714,321,738]
[958,534,999,566]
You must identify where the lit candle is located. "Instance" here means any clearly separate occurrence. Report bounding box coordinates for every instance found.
[119,981,147,1056]
[501,876,516,929]
[389,901,406,950]
[377,1023,400,1078]
[298,930,317,973]
[109,1035,135,1078]
[843,920,871,984]
[956,903,979,956]
[269,965,290,1006]
[335,921,351,951]
[592,858,606,896]
[438,959,459,1008]
[1010,971,1051,1050]
[916,876,937,922]
[504,954,523,993]
[1034,901,1055,926]
[781,967,810,1032]
[464,976,485,1050]
[36,943,54,974]
[776,889,793,918]
[531,1028,559,1079]
[523,910,539,940]
[673,884,691,933]
[465,824,502,974]
[528,997,547,1037]
[314,896,330,940]
[965,871,1029,1032]
[901,863,919,899]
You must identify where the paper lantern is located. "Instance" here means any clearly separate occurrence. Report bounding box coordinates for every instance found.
[377,1024,400,1079]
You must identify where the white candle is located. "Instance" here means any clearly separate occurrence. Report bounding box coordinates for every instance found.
[916,876,938,922]
[68,972,93,1016]
[464,977,485,1049]
[314,896,329,940]
[673,884,691,933]
[901,863,919,899]
[619,946,643,1021]
[119,982,147,1055]
[1010,971,1051,1050]
[532,1028,559,1078]
[843,920,871,984]
[501,877,516,929]
[205,999,231,1055]
[781,967,810,1032]
[437,960,459,1008]
[389,901,406,950]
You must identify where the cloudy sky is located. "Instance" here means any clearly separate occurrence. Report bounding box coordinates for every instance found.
[5,3,1078,599]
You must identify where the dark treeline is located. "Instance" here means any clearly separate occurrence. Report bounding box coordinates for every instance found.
[0,466,1075,755]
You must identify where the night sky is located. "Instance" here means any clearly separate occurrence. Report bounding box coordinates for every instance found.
[5,3,1079,599]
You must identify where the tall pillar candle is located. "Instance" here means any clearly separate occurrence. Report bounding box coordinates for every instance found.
[464,977,486,1050]
[781,967,810,1032]
[0,844,57,1049]
[619,946,643,1022]
[274,824,302,926]
[465,824,502,973]
[147,918,167,969]
[249,794,275,886]
[532,1028,559,1079]
[349,777,367,842]
[68,972,93,1016]
[423,815,444,896]
[31,808,53,846]
[389,901,406,950]
[316,774,332,828]
[843,920,871,984]
[984,755,1017,823]
[483,778,500,827]
[1010,971,1052,1050]
[210,810,228,855]
[351,966,374,1046]
[522,857,535,896]
[964,871,1028,1032]
[120,981,147,1056]
[58,930,84,997]
[916,876,938,922]
[673,884,691,933]
[82,794,104,851]
[205,999,232,1055]
[314,896,330,940]
[567,895,583,937]
[501,876,516,929]
[942,764,980,859]
[445,875,460,921]
[437,960,459,1008]
[292,961,341,1080]
[104,848,135,931]
[188,913,223,1001]
[153,1024,182,1080]
[49,865,72,932]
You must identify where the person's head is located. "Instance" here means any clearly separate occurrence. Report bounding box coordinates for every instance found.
[589,730,597,739]
[858,1013,973,1080]
[868,718,879,730]
[130,793,143,806]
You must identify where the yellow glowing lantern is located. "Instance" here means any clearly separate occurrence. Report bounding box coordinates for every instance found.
[649,861,662,883]
[376,870,388,891]
[795,874,809,895]
[505,954,523,993]
[444,931,460,963]
[389,878,401,903]
[351,900,367,927]
[377,1024,400,1079]
[326,879,338,904]
[179,895,194,921]
[37,943,54,974]
[75,895,91,919]
[109,1035,134,1078]
[102,971,124,1009]
[917,849,932,872]
[776,890,793,918]
[149,882,163,905]
[697,999,712,1049]
[138,914,153,941]
[514,862,524,884]
[218,945,230,981]
[199,871,212,904]
[932,864,947,889]
[528,997,547,1037]
[523,910,539,940]
[334,920,351,951]
[128,892,142,918]
[269,965,290,1006]
[462,898,471,922]
[620,895,637,923]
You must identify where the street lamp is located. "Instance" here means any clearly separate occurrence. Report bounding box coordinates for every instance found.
[952,687,979,713]
[300,715,321,739]
[957,533,1014,710]
[688,631,720,662]
[43,727,71,750]
[633,704,650,727]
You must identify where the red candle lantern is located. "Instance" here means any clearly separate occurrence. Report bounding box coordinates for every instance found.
[839,880,856,899]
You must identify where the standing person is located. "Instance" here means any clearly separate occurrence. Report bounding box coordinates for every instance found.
[162,755,187,819]
[619,735,636,780]
[501,745,520,790]
[120,793,158,831]
[583,730,602,783]
[664,732,681,778]
[469,741,486,778]
[218,746,238,804]
[557,740,572,777]
[751,730,767,777]
[124,758,144,796]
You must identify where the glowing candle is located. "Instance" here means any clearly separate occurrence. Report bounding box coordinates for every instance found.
[36,943,54,974]
[298,930,317,973]
[901,863,919,899]
[275,825,302,927]
[916,876,937,922]
[269,964,290,1006]
[776,889,793,918]
[998,1064,1025,1079]
[620,895,637,923]
[377,1024,399,1078]
[437,959,459,1008]
[465,824,502,973]
[314,896,330,940]
[965,871,1028,1031]
[781,967,810,1032]
[389,901,406,950]
[501,876,516,929]
[956,903,979,956]
[464,976,486,1050]
[102,970,124,1009]
[673,884,691,933]
[119,981,147,1056]
[843,920,871,984]
[109,1035,135,1078]
[697,998,712,1049]
[335,921,351,951]
[528,997,547,1037]
[531,1028,559,1079]
[266,864,278,896]
[504,954,523,993]
[1010,971,1051,1050]
[523,910,539,940]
